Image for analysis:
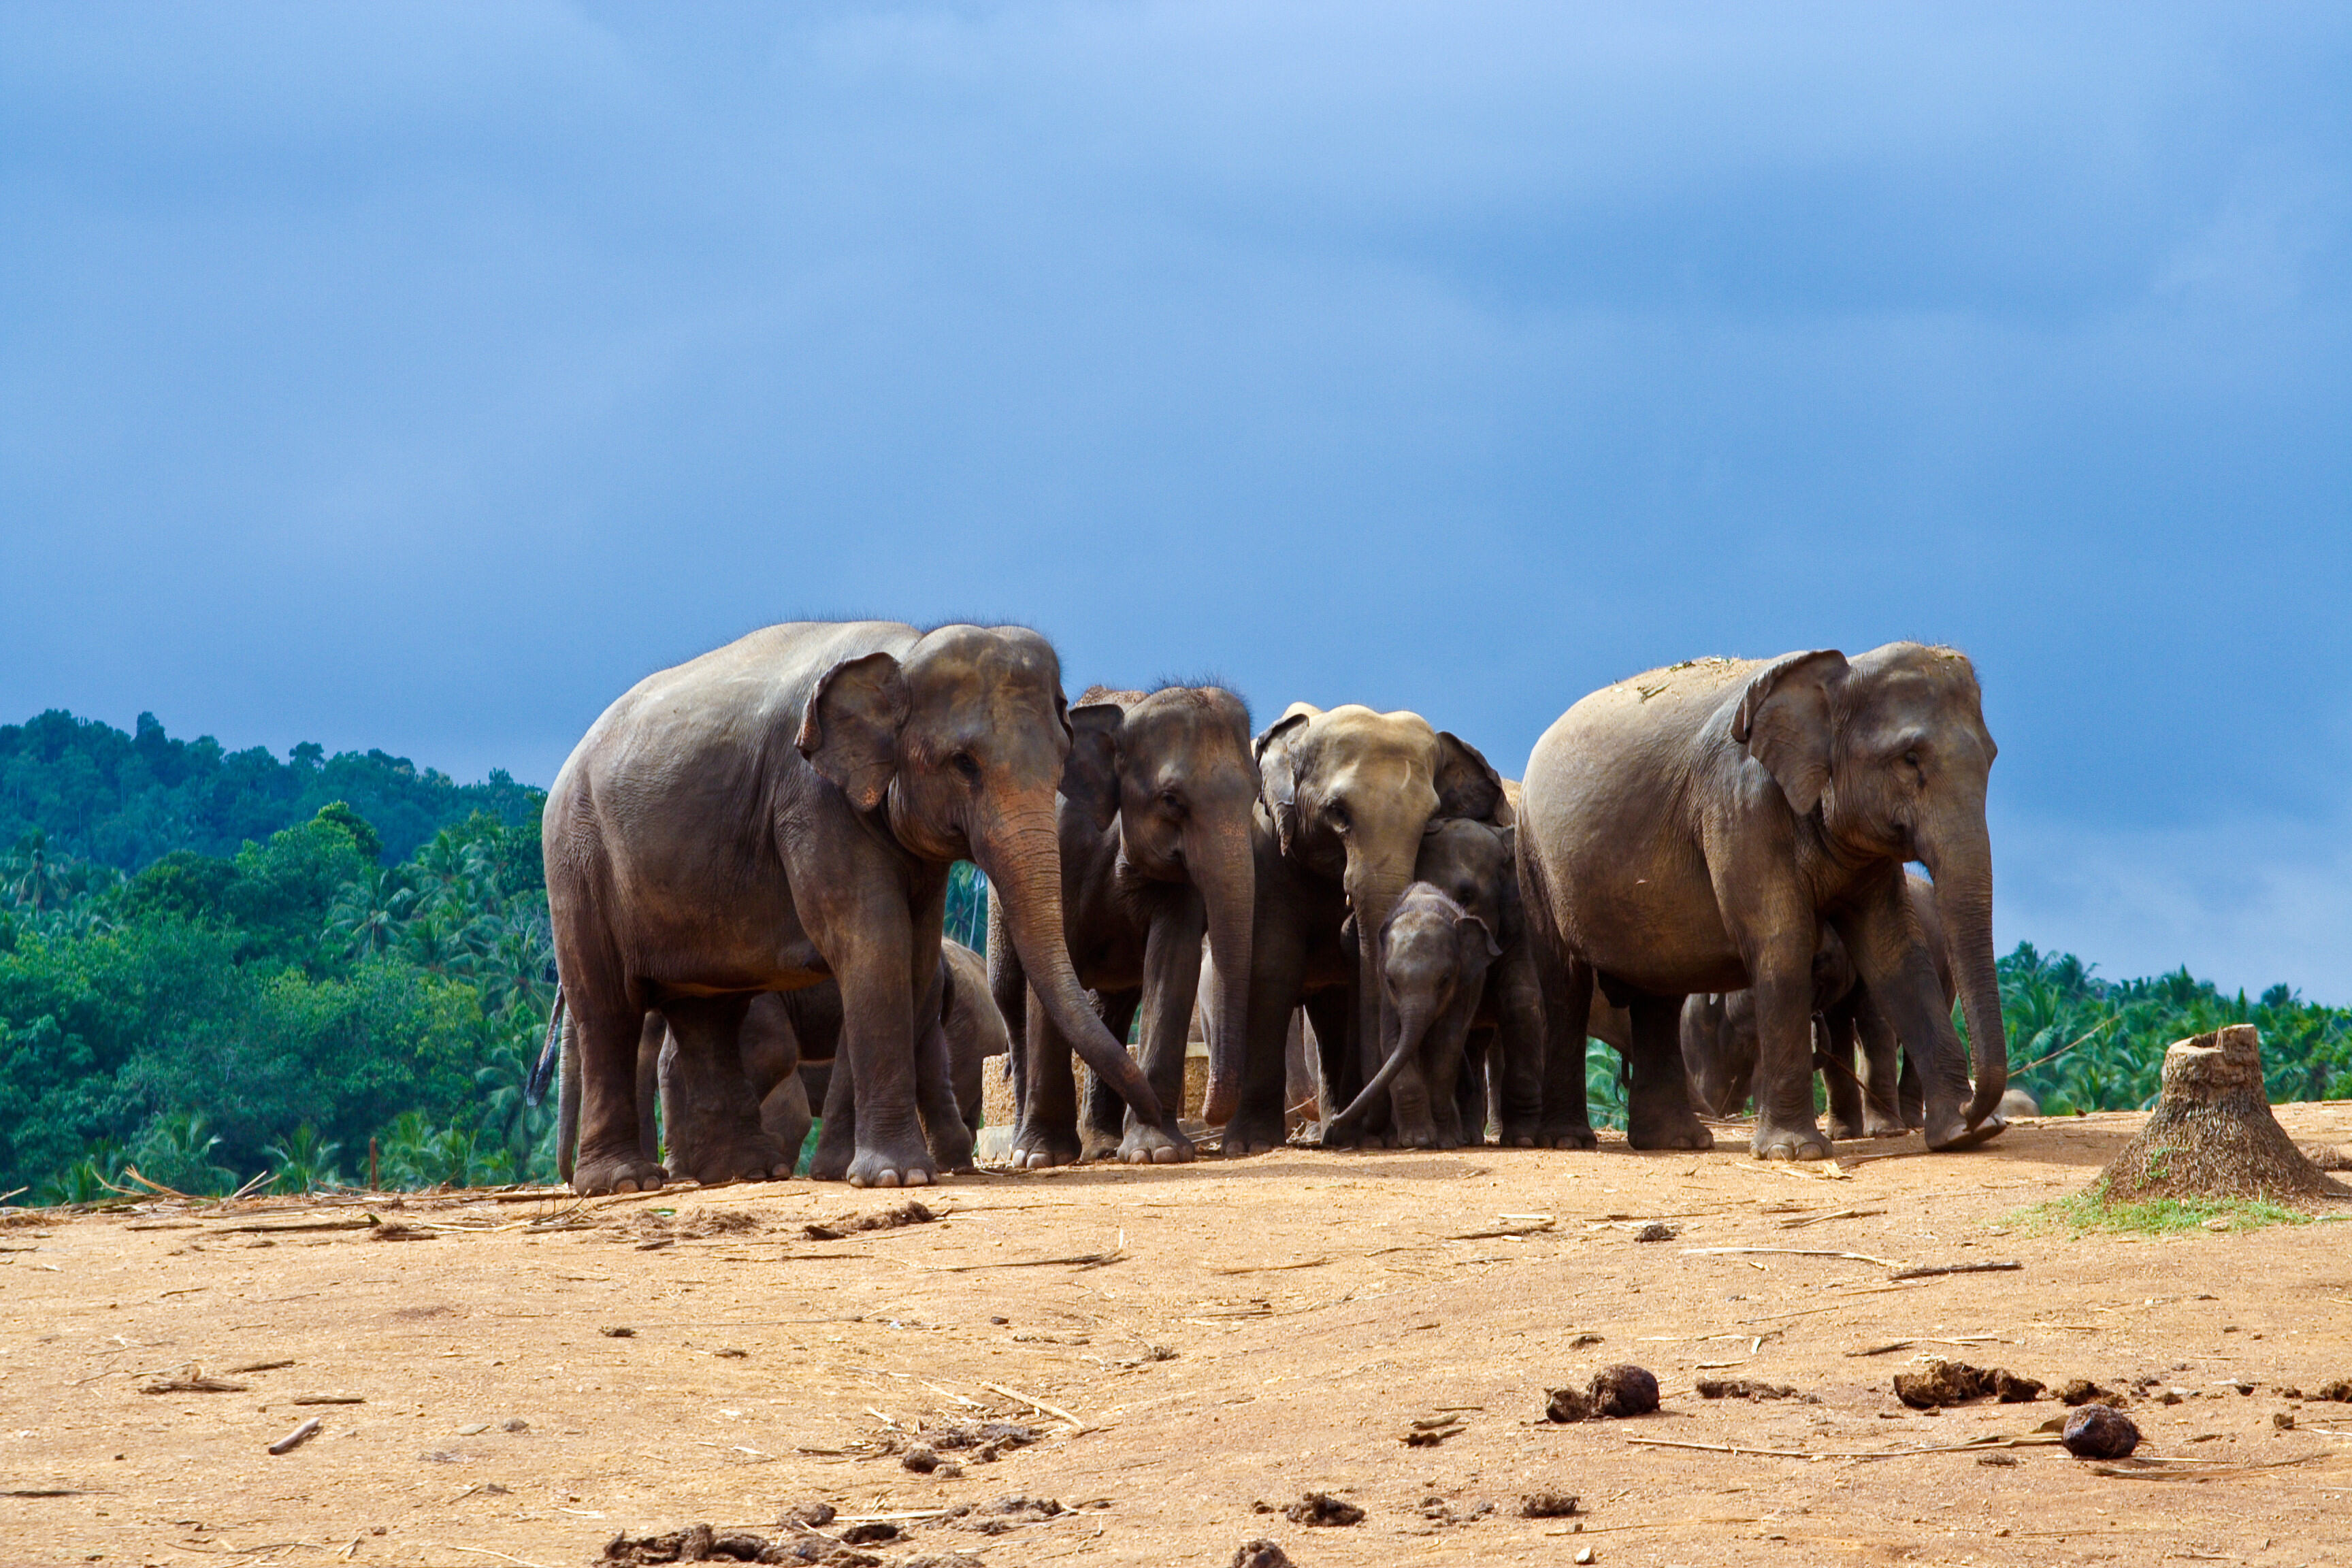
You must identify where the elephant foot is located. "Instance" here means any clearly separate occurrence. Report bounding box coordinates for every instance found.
[1827,1115,1866,1143]
[670,1131,796,1187]
[926,1128,978,1174]
[1862,1113,1910,1140]
[1118,1120,1194,1166]
[1626,1094,1712,1150]
[1514,1117,1596,1151]
[1218,1109,1288,1158]
[1007,1122,1084,1171]
[846,1128,940,1189]
[1750,1115,1833,1161]
[1924,1107,2006,1152]
[572,1149,668,1196]
[1076,1124,1124,1164]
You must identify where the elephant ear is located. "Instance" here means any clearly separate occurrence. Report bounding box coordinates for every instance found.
[1434,732,1505,822]
[795,651,911,813]
[1456,911,1502,962]
[1731,649,1850,817]
[1061,702,1124,833]
[1253,706,1315,857]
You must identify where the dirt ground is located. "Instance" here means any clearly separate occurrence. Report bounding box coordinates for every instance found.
[7,1105,2352,1568]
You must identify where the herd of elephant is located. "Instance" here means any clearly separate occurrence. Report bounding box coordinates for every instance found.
[527,621,2009,1194]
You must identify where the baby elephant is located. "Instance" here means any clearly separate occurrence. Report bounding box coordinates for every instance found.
[1323,881,1501,1149]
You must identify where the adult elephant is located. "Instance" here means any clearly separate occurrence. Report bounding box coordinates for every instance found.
[1681,870,1953,1139]
[989,684,1258,1169]
[1518,644,2007,1160]
[1225,703,1507,1156]
[544,621,1171,1193]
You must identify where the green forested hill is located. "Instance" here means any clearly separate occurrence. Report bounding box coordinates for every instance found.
[0,709,542,870]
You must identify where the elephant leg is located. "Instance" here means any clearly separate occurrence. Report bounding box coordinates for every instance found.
[1077,989,1142,1162]
[1486,939,1546,1145]
[1229,917,1307,1158]
[1303,985,1367,1146]
[1897,1044,1925,1129]
[557,1007,581,1184]
[568,990,669,1194]
[808,1045,857,1181]
[951,1035,984,1134]
[1624,993,1715,1152]
[760,1073,814,1174]
[1817,1009,1866,1141]
[914,996,977,1176]
[1011,985,1087,1170]
[1846,987,1909,1137]
[655,993,792,1185]
[1422,993,1484,1150]
[1116,897,1205,1164]
[1454,1026,1494,1147]
[1515,855,1597,1148]
[1833,881,2000,1152]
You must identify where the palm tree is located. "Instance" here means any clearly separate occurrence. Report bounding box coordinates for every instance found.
[261,1125,345,1193]
[326,866,413,959]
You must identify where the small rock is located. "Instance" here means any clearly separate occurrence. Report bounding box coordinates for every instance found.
[2316,1379,2352,1402]
[2057,1378,2121,1407]
[2218,1377,2258,1396]
[838,1522,901,1545]
[1283,1491,1363,1526]
[602,1326,636,1339]
[455,1422,489,1436]
[2061,1405,2141,1460]
[1230,1541,1292,1568]
[1977,1454,2019,1467]
[1568,1333,1603,1348]
[1520,1491,1578,1518]
[783,1502,837,1528]
[2159,1388,2185,1405]
[1574,1547,1596,1565]
[2275,1412,2297,1431]
[500,1418,529,1433]
[900,1445,941,1474]
[1633,1222,1677,1242]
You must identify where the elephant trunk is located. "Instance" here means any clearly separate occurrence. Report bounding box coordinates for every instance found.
[975,810,1166,1128]
[1193,819,1256,1126]
[1345,862,1416,1091]
[1325,992,1429,1138]
[1922,822,2006,1128]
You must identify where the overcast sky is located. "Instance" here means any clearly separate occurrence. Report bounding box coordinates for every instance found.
[4,3,2348,997]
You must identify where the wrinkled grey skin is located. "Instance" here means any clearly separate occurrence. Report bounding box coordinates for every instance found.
[1680,872,1953,1139]
[1518,644,2008,1161]
[1324,881,1499,1149]
[544,621,1167,1193]
[987,685,1258,1170]
[1226,704,1508,1156]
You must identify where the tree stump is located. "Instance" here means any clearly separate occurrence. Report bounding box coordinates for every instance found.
[2095,1026,2349,1203]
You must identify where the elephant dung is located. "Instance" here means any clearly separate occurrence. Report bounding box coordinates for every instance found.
[2061,1404,2142,1460]
[1892,1360,2044,1409]
[599,1523,788,1563]
[1697,1378,1812,1402]
[1546,1364,1661,1422]
[1283,1491,1365,1526]
[2057,1377,2123,1407]
[1231,1543,1294,1568]
[804,1200,937,1240]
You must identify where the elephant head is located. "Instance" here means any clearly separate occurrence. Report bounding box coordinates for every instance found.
[1255,702,1505,1085]
[795,625,1164,1127]
[1061,685,1258,1124]
[1728,642,2006,1128]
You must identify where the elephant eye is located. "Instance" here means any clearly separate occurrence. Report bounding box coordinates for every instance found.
[1326,798,1352,831]
[951,751,982,781]
[1159,788,1186,815]
[1902,750,1921,770]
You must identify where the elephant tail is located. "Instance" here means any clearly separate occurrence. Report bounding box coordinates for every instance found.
[526,984,567,1108]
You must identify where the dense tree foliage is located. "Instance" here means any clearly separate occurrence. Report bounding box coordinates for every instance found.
[3,708,2342,1193]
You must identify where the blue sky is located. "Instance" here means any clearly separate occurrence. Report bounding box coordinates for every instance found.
[4,3,2348,996]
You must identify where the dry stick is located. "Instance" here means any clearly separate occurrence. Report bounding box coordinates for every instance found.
[1207,1258,1331,1275]
[1778,1207,1885,1229]
[977,1379,1090,1433]
[214,1217,379,1235]
[1624,1433,2063,1460]
[1681,1246,1901,1267]
[267,1417,323,1455]
[1888,1260,2022,1281]
[2012,1014,2123,1077]
[1449,1219,1558,1240]
[927,1247,1123,1272]
[2091,1452,2334,1481]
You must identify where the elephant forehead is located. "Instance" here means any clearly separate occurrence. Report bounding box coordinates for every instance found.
[1303,708,1439,779]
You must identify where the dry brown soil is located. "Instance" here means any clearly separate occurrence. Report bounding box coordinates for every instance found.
[7,1105,2352,1568]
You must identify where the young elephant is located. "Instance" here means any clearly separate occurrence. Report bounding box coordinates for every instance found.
[1321,882,1499,1149]
[541,940,1008,1181]
[1680,871,1953,1139]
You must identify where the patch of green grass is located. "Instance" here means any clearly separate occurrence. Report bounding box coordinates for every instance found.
[2011,1188,2318,1236]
